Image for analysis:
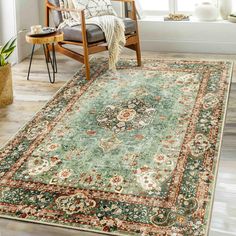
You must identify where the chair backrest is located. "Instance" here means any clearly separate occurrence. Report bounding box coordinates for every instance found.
[48,0,63,27]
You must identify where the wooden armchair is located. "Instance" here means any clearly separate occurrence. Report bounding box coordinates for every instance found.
[45,0,141,80]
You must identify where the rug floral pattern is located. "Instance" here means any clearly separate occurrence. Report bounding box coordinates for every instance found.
[0,59,232,235]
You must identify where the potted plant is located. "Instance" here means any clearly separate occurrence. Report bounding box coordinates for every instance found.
[0,37,17,107]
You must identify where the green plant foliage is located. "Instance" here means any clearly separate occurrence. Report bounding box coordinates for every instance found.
[0,37,17,66]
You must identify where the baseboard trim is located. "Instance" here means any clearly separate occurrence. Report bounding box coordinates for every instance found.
[140,40,236,54]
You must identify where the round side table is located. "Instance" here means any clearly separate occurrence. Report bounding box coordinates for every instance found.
[26,32,64,84]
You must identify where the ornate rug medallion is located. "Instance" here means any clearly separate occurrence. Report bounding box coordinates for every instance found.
[0,59,232,235]
[97,98,156,133]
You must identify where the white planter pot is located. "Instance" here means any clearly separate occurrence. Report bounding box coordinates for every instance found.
[194,1,218,21]
[219,0,232,20]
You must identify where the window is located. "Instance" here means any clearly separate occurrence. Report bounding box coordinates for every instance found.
[140,0,169,12]
[177,0,218,13]
[138,0,197,16]
[138,0,170,16]
[137,0,219,16]
[232,1,236,12]
[177,0,196,13]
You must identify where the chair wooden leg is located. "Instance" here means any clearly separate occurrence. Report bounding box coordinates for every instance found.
[81,10,91,80]
[135,41,142,67]
[84,48,90,81]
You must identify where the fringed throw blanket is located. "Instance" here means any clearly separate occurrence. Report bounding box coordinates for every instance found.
[59,0,126,70]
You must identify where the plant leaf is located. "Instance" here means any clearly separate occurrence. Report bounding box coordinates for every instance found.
[0,36,17,64]
[9,38,17,49]
[5,50,14,60]
[0,37,13,54]
[2,45,16,55]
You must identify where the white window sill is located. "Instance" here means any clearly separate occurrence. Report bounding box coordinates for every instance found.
[140,16,235,24]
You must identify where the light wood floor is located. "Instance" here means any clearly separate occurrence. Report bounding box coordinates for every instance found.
[0,50,236,236]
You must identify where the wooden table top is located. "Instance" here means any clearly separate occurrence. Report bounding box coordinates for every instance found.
[25,31,64,45]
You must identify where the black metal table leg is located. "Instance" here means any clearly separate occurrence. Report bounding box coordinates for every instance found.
[43,44,56,84]
[45,43,51,63]
[45,43,57,73]
[52,43,57,73]
[27,44,35,80]
[27,43,58,84]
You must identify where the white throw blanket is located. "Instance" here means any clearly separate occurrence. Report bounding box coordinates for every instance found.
[59,0,126,70]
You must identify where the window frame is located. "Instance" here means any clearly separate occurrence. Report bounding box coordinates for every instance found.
[139,0,174,17]
[175,1,195,14]
[137,0,220,17]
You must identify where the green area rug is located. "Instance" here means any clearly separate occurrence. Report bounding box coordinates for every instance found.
[0,59,232,235]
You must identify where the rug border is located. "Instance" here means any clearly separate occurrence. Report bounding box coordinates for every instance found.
[0,59,234,236]
[205,62,234,236]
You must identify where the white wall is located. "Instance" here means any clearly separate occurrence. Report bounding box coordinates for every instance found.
[15,0,41,62]
[0,0,17,63]
[0,3,2,45]
[38,0,45,26]
[0,0,41,63]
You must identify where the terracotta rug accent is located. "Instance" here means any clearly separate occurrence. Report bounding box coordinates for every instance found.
[0,59,232,235]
